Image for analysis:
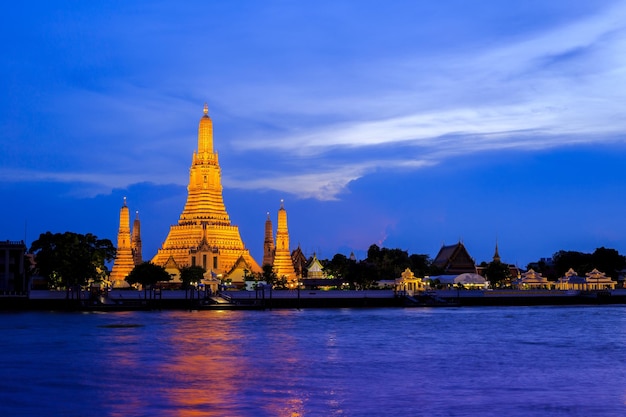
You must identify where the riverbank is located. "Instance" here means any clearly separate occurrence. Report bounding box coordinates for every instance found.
[2,288,626,311]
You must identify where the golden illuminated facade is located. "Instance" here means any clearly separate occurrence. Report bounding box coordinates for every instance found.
[272,200,296,280]
[151,104,261,278]
[110,197,135,288]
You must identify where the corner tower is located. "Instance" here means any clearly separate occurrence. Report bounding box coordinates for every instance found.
[272,200,296,280]
[132,211,142,265]
[262,212,275,267]
[110,197,134,288]
[151,104,261,277]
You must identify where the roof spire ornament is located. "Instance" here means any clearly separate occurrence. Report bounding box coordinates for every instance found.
[493,240,501,263]
[203,102,208,116]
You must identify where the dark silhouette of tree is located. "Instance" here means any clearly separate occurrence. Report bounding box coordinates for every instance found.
[552,250,591,278]
[179,265,206,289]
[324,253,351,280]
[483,261,512,288]
[365,244,411,282]
[319,244,432,289]
[526,258,557,280]
[531,247,626,280]
[409,254,430,278]
[260,264,277,286]
[29,231,116,290]
[590,247,626,279]
[125,262,171,288]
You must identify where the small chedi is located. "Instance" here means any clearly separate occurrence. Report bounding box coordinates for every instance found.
[263,200,297,283]
[151,104,261,283]
[110,197,142,288]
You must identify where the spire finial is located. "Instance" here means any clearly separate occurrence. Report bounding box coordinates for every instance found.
[280,199,284,209]
[203,103,208,115]
[123,196,127,206]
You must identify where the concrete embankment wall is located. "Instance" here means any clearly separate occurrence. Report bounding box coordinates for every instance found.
[227,289,400,308]
[3,289,626,310]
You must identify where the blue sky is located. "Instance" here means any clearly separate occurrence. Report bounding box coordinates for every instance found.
[2,0,626,268]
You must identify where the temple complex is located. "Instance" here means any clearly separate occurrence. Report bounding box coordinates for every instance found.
[110,198,138,287]
[151,104,261,280]
[270,200,297,281]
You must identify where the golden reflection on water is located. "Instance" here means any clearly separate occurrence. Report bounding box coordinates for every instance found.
[159,311,306,417]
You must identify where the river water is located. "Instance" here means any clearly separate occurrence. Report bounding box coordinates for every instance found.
[1,306,625,416]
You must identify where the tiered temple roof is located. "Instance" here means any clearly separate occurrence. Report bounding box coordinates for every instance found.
[151,104,261,279]
[432,242,476,275]
[272,200,296,281]
[110,197,136,288]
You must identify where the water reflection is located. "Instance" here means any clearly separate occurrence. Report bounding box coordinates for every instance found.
[3,307,626,416]
[156,311,306,417]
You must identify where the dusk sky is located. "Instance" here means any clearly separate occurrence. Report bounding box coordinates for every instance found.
[2,0,626,268]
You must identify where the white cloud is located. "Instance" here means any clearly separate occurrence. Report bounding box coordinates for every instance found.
[224,159,435,200]
[233,3,626,159]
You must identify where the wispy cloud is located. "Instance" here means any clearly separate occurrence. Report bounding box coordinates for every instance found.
[216,3,626,200]
[4,1,626,202]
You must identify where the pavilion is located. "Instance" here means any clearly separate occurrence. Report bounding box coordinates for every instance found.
[395,268,426,295]
[516,269,552,290]
[584,268,616,290]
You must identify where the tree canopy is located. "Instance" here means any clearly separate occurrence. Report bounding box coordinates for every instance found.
[259,263,277,286]
[29,231,116,288]
[527,247,626,280]
[179,265,206,289]
[482,260,512,288]
[125,262,172,288]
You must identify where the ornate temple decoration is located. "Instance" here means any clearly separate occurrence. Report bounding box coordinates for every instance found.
[272,200,296,281]
[110,197,136,288]
[151,104,261,279]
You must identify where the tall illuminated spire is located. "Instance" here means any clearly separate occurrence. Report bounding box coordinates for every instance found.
[272,199,296,280]
[197,102,213,154]
[110,197,133,288]
[152,104,261,280]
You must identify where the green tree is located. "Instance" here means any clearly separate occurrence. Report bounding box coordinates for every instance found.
[590,247,626,279]
[260,264,277,286]
[324,254,351,279]
[350,261,377,290]
[125,262,172,288]
[365,244,411,282]
[529,247,626,281]
[409,254,431,278]
[483,261,512,288]
[552,250,591,278]
[30,231,116,290]
[179,265,206,289]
